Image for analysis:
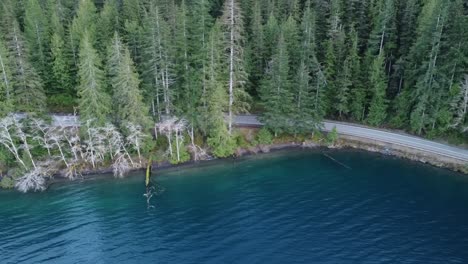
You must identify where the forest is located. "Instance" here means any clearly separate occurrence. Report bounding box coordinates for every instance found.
[0,0,467,191]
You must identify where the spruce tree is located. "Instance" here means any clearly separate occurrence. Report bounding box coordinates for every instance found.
[97,0,120,54]
[50,33,73,97]
[109,40,150,128]
[70,0,98,64]
[0,37,13,115]
[205,22,236,158]
[348,27,366,121]
[24,0,50,88]
[77,32,110,124]
[406,0,449,134]
[246,1,264,97]
[222,0,250,134]
[5,20,46,112]
[335,58,352,118]
[260,32,293,136]
[366,54,388,126]
[141,2,174,118]
[292,1,324,134]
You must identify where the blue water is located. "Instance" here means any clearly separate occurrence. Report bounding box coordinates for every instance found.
[1,150,468,264]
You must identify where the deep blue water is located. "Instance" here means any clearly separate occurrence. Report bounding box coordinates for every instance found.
[1,150,468,264]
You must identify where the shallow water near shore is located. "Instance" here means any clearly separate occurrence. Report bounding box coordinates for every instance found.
[1,149,468,263]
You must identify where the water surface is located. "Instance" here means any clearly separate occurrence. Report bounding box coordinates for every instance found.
[1,150,468,263]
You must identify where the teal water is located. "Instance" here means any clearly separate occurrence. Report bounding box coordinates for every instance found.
[1,150,468,264]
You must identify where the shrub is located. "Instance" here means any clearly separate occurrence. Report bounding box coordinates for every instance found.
[327,126,339,145]
[256,128,273,145]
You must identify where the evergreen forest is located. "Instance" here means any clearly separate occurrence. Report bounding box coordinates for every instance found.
[0,0,467,191]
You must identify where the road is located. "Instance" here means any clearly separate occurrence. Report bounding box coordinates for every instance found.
[35,114,468,162]
[233,115,468,163]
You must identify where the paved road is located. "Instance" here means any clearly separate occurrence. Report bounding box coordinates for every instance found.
[234,115,468,163]
[24,114,467,162]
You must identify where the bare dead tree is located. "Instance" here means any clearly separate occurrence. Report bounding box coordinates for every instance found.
[0,115,28,170]
[126,123,147,165]
[15,160,56,193]
[31,118,54,157]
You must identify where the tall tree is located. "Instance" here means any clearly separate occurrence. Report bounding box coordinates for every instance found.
[348,27,366,121]
[5,20,46,112]
[108,35,150,128]
[204,22,236,158]
[141,2,174,119]
[97,0,120,53]
[24,0,50,89]
[222,0,250,134]
[0,37,13,115]
[366,54,388,126]
[292,1,324,134]
[260,31,293,136]
[50,33,73,97]
[70,0,98,66]
[77,33,110,124]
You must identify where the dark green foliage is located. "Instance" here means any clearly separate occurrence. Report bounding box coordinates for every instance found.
[0,0,464,144]
[256,128,273,145]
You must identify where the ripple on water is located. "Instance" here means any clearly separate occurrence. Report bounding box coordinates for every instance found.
[1,150,468,264]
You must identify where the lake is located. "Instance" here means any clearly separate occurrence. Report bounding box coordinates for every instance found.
[1,150,468,263]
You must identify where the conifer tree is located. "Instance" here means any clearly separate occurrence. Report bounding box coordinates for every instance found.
[348,28,366,121]
[292,1,324,133]
[141,2,174,118]
[222,0,250,134]
[5,20,46,112]
[366,54,388,126]
[406,0,449,134]
[77,33,110,124]
[71,0,98,65]
[335,58,352,118]
[0,38,13,115]
[24,0,50,88]
[263,13,279,65]
[50,33,72,97]
[108,37,150,128]
[205,22,236,158]
[189,0,213,113]
[260,32,293,136]
[97,0,120,54]
[246,1,264,97]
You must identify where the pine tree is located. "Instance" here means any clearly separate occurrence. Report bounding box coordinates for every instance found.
[205,22,236,158]
[282,16,300,72]
[50,33,72,97]
[406,0,449,134]
[263,13,279,65]
[335,58,352,117]
[188,0,213,115]
[260,31,293,136]
[108,37,150,128]
[0,37,13,115]
[292,1,324,134]
[122,0,143,25]
[246,1,264,97]
[97,0,120,54]
[366,54,388,126]
[70,0,98,65]
[5,20,46,112]
[324,27,346,116]
[24,0,50,88]
[222,0,250,135]
[77,32,110,124]
[348,27,366,121]
[141,2,174,118]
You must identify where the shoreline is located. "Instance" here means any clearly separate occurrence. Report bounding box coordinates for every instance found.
[49,137,467,187]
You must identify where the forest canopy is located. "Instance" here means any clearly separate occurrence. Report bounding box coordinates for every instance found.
[1,0,467,136]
